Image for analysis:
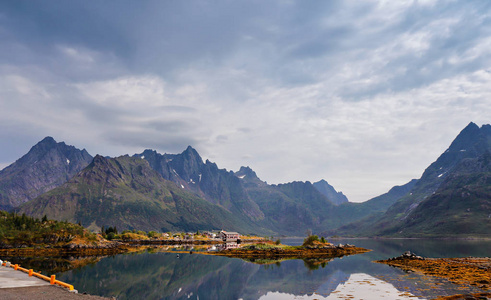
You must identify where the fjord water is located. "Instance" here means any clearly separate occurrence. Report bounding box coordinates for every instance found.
[54,239,491,300]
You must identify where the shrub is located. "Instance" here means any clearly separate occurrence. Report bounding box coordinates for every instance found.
[106,232,116,240]
[275,239,281,245]
[302,235,319,246]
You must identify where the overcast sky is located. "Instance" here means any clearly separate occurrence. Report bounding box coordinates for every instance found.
[1,0,491,202]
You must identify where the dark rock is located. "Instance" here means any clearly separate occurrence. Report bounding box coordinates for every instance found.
[390,251,425,260]
[0,137,93,209]
[313,179,349,205]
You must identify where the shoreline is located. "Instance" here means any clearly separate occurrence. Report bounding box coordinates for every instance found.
[0,245,142,257]
[0,285,113,300]
[376,252,491,299]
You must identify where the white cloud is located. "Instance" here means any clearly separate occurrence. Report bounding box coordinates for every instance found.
[74,76,167,108]
[58,46,95,64]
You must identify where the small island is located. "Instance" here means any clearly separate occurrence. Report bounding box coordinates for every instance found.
[205,235,370,261]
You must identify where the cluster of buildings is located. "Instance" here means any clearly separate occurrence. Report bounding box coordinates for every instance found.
[202,230,241,242]
[170,230,240,242]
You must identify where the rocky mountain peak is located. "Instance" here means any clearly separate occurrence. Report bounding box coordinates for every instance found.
[415,122,491,195]
[141,149,158,157]
[38,136,57,146]
[80,155,159,188]
[447,122,482,152]
[0,137,93,210]
[235,166,266,188]
[312,180,349,205]
[182,146,202,161]
[236,166,259,179]
[90,154,109,166]
[25,136,60,161]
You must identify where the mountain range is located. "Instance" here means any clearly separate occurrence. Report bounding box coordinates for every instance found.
[1,122,490,237]
[334,122,491,237]
[19,155,254,233]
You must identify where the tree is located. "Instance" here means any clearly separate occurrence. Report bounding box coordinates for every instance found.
[302,235,319,246]
[106,232,116,240]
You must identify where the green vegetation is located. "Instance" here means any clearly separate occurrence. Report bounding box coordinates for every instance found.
[19,155,261,234]
[301,235,331,246]
[241,242,295,251]
[0,210,97,247]
[302,235,319,246]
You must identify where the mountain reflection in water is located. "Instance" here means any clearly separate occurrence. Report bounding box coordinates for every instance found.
[50,239,491,300]
[259,273,416,299]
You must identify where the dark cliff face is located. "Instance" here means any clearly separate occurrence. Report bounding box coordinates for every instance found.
[380,151,491,237]
[409,122,491,199]
[242,179,337,235]
[313,179,349,205]
[19,155,259,234]
[136,148,357,235]
[235,166,267,188]
[394,122,491,212]
[342,122,491,237]
[0,137,93,210]
[135,148,265,222]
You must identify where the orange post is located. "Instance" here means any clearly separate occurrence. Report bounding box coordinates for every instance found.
[29,269,33,276]
[14,264,18,270]
[50,275,56,285]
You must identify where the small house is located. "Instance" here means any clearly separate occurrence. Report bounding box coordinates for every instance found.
[219,230,240,241]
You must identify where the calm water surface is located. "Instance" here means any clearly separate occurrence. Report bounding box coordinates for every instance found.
[51,239,491,299]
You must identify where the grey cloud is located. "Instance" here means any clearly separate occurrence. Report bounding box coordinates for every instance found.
[103,130,201,155]
[215,135,228,143]
[0,1,134,58]
[148,120,200,132]
[237,128,252,133]
[158,106,198,113]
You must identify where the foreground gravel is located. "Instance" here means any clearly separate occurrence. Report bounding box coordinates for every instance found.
[0,286,113,300]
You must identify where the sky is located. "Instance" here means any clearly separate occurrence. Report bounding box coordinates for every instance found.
[1,0,491,202]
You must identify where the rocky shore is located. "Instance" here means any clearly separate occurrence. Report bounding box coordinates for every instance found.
[0,285,113,300]
[377,251,491,300]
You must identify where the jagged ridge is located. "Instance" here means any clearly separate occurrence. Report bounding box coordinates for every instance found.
[0,137,93,210]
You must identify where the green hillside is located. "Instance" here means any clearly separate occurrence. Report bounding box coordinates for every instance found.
[19,155,263,234]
